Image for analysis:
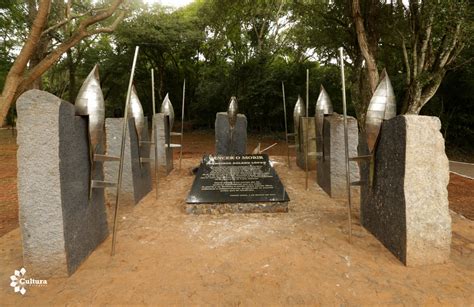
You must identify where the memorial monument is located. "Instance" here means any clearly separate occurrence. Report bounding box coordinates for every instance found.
[104,86,152,205]
[186,154,289,214]
[17,88,109,277]
[215,97,247,155]
[356,71,451,266]
[154,93,174,174]
[314,85,359,198]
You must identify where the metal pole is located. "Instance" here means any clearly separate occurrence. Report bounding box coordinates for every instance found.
[339,47,353,244]
[306,69,309,117]
[179,79,185,170]
[151,69,158,200]
[282,82,290,168]
[305,69,309,190]
[112,46,140,256]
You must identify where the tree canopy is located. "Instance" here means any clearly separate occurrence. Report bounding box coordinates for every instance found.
[1,0,473,153]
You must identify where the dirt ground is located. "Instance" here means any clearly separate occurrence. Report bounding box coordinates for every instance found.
[0,129,473,304]
[2,128,473,235]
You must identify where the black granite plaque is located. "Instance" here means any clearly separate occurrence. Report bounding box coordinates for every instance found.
[186,154,290,203]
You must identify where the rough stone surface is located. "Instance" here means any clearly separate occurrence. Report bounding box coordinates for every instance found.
[154,113,173,174]
[185,202,288,214]
[361,115,451,266]
[16,89,108,277]
[296,117,316,170]
[357,131,371,217]
[104,118,152,205]
[316,113,359,198]
[215,112,247,155]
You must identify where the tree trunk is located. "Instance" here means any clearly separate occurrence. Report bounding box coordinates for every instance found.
[0,0,51,126]
[402,71,446,114]
[352,0,379,94]
[0,0,125,126]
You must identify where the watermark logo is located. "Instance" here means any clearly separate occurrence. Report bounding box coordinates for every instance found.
[9,268,47,295]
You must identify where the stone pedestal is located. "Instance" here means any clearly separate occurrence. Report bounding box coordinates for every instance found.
[16,90,108,277]
[361,115,451,266]
[104,118,152,205]
[154,113,173,174]
[215,112,247,155]
[296,117,317,170]
[316,113,359,198]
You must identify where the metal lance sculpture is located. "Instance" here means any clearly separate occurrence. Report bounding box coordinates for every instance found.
[281,82,291,167]
[315,85,334,160]
[293,95,306,152]
[160,93,175,131]
[338,47,353,243]
[75,64,116,202]
[227,96,238,154]
[112,46,140,255]
[75,64,105,156]
[365,69,397,153]
[129,85,145,145]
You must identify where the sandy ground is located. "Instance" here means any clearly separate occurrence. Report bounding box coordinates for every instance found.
[1,129,474,304]
[1,155,474,305]
[2,129,474,234]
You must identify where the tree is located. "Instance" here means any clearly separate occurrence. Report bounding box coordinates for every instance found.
[0,0,127,126]
[352,0,472,115]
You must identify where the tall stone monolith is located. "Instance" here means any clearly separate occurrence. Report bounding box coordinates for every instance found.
[104,118,152,205]
[16,89,108,277]
[316,113,359,198]
[154,113,173,174]
[361,115,451,266]
[215,112,247,155]
[296,117,317,170]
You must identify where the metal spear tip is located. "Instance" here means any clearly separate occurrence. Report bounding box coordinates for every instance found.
[129,85,145,143]
[316,85,334,115]
[93,64,100,79]
[315,85,333,140]
[75,63,105,153]
[293,95,306,133]
[365,69,397,153]
[161,93,175,130]
[227,96,238,129]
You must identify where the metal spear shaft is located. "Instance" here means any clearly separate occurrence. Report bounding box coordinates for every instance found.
[339,47,353,244]
[179,79,185,170]
[112,46,140,256]
[305,69,309,190]
[151,68,158,200]
[282,81,290,168]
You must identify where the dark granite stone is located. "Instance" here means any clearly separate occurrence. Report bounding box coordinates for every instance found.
[361,115,451,266]
[296,117,316,170]
[154,113,173,174]
[362,116,407,263]
[104,118,152,205]
[316,113,359,198]
[357,131,371,224]
[187,154,289,205]
[215,112,247,155]
[16,90,108,277]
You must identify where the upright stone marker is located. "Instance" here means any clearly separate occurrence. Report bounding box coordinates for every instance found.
[104,117,152,205]
[361,115,451,266]
[17,90,108,277]
[154,113,173,174]
[296,117,316,170]
[215,112,247,155]
[316,113,359,198]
